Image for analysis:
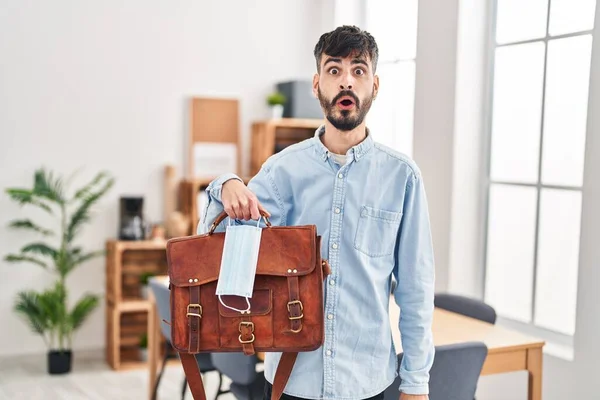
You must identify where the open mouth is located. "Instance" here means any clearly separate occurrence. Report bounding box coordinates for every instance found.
[337,96,356,109]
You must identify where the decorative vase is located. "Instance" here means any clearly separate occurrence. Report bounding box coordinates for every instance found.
[139,348,148,362]
[48,350,72,374]
[140,284,149,300]
[271,104,284,119]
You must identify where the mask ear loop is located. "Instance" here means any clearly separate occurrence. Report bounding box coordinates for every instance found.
[218,215,263,314]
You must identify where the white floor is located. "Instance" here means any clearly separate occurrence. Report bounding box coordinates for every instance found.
[0,349,234,400]
[0,348,533,400]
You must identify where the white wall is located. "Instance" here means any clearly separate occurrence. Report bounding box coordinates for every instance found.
[0,0,324,356]
[412,0,460,293]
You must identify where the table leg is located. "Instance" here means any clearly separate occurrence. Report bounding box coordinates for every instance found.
[527,347,543,400]
[148,295,158,400]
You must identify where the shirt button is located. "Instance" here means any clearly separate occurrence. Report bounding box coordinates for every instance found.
[332,243,338,249]
[338,173,343,179]
[329,279,335,286]
[327,314,333,320]
[334,207,341,214]
[326,350,332,356]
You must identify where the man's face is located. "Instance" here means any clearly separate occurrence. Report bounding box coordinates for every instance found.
[313,52,379,132]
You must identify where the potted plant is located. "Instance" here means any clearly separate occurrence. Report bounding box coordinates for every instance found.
[139,271,155,299]
[4,168,114,374]
[139,333,148,361]
[267,91,286,119]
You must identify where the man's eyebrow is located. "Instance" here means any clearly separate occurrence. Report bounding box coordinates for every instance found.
[323,57,369,69]
[351,58,369,67]
[323,57,342,67]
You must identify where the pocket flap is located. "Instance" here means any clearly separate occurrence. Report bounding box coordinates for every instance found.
[360,205,402,222]
[218,289,272,317]
[167,225,317,287]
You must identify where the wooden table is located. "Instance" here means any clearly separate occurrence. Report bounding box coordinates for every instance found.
[388,298,545,400]
[148,281,545,400]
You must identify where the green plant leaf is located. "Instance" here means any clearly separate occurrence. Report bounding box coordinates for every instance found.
[14,291,49,336]
[21,243,58,260]
[72,250,105,266]
[5,189,53,213]
[8,219,54,236]
[71,171,111,201]
[4,254,48,269]
[65,175,114,243]
[69,294,100,331]
[139,333,148,348]
[33,168,65,205]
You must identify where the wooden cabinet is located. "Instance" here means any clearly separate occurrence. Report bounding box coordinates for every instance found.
[250,118,324,176]
[105,239,167,370]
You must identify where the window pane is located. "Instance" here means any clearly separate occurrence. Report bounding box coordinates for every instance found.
[496,0,549,44]
[534,189,582,335]
[485,184,538,323]
[366,0,418,61]
[366,61,415,157]
[549,0,597,36]
[490,42,545,183]
[541,35,593,187]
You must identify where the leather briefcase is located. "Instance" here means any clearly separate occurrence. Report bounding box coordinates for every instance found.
[165,211,330,400]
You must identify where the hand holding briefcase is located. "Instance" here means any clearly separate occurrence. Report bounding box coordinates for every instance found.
[165,210,331,400]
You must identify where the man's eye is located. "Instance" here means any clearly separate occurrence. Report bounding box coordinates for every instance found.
[329,68,339,75]
[355,68,364,75]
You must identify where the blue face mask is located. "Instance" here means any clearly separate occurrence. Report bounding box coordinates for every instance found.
[215,217,263,314]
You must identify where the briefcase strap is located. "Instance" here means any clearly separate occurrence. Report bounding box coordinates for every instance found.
[179,351,298,400]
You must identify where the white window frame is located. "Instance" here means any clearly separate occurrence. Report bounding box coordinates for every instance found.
[481,0,595,360]
[333,0,419,157]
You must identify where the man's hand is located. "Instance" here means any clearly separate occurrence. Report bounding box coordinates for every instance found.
[222,179,270,221]
[400,394,428,400]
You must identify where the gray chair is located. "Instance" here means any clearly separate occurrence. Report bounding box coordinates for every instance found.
[148,278,225,400]
[211,352,265,400]
[434,293,497,325]
[384,342,488,400]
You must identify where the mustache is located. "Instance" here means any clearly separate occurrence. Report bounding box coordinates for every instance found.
[332,91,360,108]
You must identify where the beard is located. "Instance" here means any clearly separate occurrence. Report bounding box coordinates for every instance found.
[317,87,374,131]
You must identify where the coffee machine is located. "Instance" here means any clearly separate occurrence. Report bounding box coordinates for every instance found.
[119,197,146,240]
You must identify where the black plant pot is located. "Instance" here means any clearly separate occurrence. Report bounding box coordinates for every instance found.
[48,350,72,374]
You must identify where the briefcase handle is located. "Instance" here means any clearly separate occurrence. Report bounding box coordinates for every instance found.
[208,210,272,235]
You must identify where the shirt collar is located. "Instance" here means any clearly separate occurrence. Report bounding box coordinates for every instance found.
[312,125,374,162]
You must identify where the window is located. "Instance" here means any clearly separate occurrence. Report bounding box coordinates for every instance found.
[364,0,418,157]
[483,0,596,343]
[334,0,419,157]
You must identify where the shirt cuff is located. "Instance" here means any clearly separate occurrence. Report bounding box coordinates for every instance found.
[206,173,243,202]
[399,384,429,396]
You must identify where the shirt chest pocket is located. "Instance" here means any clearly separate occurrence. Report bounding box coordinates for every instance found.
[354,206,403,257]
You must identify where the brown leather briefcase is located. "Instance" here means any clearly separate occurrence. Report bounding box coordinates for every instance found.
[165,211,330,400]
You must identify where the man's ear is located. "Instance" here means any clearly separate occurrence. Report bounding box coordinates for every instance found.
[373,74,380,99]
[312,73,319,98]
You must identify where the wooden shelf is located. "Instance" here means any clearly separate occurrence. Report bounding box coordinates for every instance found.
[105,240,168,371]
[253,118,324,129]
[250,118,324,176]
[178,175,253,236]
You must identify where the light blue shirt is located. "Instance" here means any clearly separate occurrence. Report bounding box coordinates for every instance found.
[198,126,435,399]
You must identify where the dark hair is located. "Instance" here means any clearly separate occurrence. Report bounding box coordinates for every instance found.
[313,25,379,73]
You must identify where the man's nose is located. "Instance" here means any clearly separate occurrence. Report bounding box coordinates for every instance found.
[339,72,355,90]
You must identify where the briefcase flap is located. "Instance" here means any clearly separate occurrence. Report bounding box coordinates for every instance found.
[166,224,317,288]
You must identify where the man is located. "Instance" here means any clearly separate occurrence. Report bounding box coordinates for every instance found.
[199,25,435,400]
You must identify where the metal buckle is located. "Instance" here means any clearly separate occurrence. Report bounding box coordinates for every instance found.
[287,300,303,312]
[239,321,255,333]
[238,321,255,344]
[287,300,304,321]
[186,304,202,318]
[238,333,256,344]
